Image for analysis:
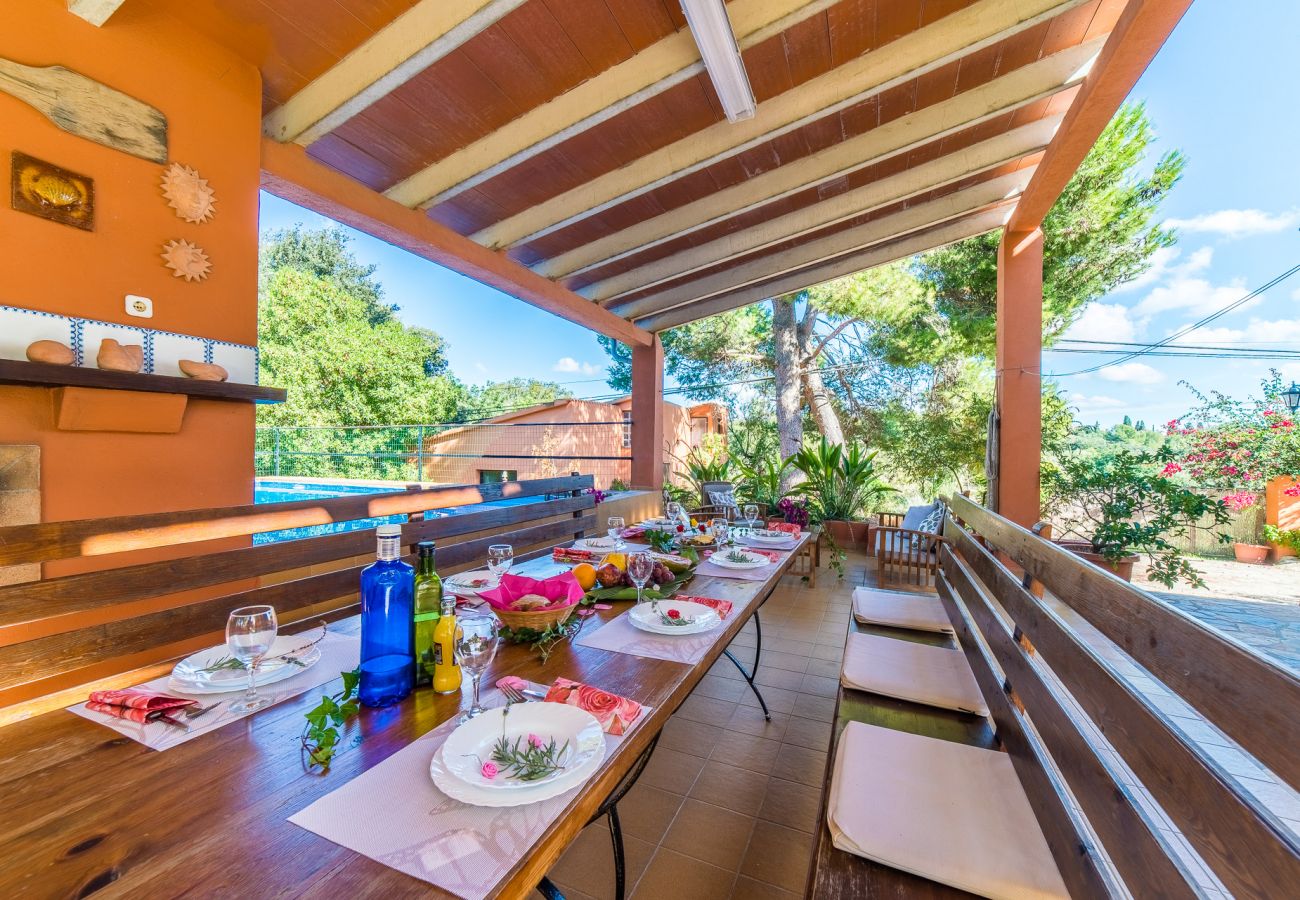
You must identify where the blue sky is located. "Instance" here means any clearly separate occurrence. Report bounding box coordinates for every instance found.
[259,0,1299,427]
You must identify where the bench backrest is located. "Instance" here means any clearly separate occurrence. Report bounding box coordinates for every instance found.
[0,474,595,713]
[939,493,1300,898]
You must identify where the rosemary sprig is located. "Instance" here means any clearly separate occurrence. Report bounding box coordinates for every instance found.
[723,550,754,564]
[300,668,361,771]
[202,622,328,673]
[655,603,695,627]
[497,615,585,663]
[489,734,570,782]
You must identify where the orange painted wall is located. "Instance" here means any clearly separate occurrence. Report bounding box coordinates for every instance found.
[0,5,262,528]
[1266,476,1299,558]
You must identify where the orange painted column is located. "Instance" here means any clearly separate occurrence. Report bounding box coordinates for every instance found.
[630,335,665,491]
[995,228,1044,526]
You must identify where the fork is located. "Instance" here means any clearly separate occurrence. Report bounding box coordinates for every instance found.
[499,683,529,705]
[184,702,221,720]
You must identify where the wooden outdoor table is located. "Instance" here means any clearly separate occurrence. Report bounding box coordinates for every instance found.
[0,535,808,899]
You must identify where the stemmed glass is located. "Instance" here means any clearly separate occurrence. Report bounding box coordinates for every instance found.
[742,504,759,528]
[608,516,626,550]
[226,605,278,714]
[665,501,682,524]
[628,552,654,604]
[711,519,730,548]
[487,544,513,583]
[455,615,500,723]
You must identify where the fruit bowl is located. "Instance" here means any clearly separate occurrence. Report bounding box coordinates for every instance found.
[481,572,584,631]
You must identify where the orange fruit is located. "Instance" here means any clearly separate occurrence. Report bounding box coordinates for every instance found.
[572,563,598,591]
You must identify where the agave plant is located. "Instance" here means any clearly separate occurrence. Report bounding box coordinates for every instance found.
[683,447,731,493]
[785,438,896,522]
[734,455,792,511]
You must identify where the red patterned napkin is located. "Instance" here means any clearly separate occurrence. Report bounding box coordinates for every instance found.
[620,526,646,540]
[671,594,734,619]
[764,521,802,537]
[553,547,598,564]
[85,689,196,724]
[542,677,644,736]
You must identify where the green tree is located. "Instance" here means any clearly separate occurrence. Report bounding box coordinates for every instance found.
[260,225,394,325]
[461,378,573,420]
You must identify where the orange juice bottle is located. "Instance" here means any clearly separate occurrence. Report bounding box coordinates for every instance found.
[432,596,462,694]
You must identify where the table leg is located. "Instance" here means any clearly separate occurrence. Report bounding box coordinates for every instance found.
[722,610,771,721]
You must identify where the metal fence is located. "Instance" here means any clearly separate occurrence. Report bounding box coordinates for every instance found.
[255,422,632,487]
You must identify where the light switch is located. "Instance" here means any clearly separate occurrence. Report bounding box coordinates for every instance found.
[125,295,153,318]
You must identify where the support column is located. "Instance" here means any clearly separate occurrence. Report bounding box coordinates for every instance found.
[630,334,665,491]
[995,228,1043,526]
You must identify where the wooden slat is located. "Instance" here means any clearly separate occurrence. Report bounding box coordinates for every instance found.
[0,514,595,691]
[939,545,1198,896]
[0,475,591,566]
[933,574,1115,898]
[948,492,1300,790]
[0,495,593,630]
[945,521,1300,896]
[0,358,285,403]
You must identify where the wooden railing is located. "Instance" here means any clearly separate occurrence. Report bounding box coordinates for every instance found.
[940,493,1300,897]
[0,475,595,713]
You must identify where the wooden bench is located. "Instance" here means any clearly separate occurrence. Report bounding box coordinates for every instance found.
[0,474,598,719]
[812,493,1300,898]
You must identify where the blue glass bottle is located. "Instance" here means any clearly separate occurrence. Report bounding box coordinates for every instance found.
[358,524,415,707]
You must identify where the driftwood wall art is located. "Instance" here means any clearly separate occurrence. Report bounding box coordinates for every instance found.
[10,151,94,230]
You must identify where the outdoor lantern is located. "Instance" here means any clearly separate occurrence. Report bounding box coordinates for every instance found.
[1284,381,1300,414]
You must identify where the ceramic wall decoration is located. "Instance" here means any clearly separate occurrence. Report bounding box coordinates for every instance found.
[179,360,228,381]
[0,56,167,163]
[160,162,216,223]
[161,238,211,282]
[26,340,75,365]
[97,338,143,372]
[10,151,94,230]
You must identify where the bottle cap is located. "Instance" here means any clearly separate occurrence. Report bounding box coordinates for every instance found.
[376,524,401,537]
[417,540,435,555]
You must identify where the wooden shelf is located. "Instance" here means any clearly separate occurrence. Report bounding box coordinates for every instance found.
[0,358,286,403]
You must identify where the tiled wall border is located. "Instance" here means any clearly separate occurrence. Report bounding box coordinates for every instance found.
[0,305,259,384]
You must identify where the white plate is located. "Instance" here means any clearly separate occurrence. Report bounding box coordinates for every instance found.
[168,635,322,694]
[581,536,616,550]
[628,600,722,636]
[441,703,604,792]
[745,530,796,546]
[445,569,499,596]
[708,549,770,569]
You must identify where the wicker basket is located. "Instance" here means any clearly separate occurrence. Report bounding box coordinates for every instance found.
[490,602,579,633]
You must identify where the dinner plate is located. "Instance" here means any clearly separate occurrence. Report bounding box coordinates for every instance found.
[440,703,604,792]
[628,600,722,636]
[168,635,322,694]
[445,569,498,596]
[579,536,616,550]
[744,530,797,546]
[707,549,770,569]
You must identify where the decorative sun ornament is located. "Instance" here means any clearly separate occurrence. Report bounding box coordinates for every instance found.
[161,238,212,282]
[160,162,216,223]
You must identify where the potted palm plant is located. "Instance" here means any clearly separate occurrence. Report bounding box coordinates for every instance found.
[786,438,896,552]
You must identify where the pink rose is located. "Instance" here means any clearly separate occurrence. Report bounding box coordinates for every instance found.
[528,733,544,749]
[544,677,643,736]
[666,608,681,620]
[481,761,498,779]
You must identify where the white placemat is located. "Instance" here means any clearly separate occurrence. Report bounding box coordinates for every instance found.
[67,631,359,750]
[289,693,650,900]
[575,605,732,664]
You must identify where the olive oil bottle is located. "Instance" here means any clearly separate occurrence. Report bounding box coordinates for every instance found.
[432,594,461,695]
[412,541,442,687]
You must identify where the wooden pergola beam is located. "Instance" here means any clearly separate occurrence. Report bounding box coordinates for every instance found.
[67,0,125,26]
[259,139,652,348]
[262,0,527,145]
[472,0,1090,251]
[385,0,839,209]
[636,207,1012,332]
[611,170,1034,320]
[583,117,1059,302]
[1008,0,1193,231]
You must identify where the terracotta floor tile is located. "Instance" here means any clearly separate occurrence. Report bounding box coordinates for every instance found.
[739,684,799,715]
[804,657,843,680]
[758,776,824,833]
[641,746,707,794]
[731,875,801,900]
[782,715,833,752]
[618,783,686,843]
[798,673,841,698]
[786,694,837,722]
[661,797,757,870]
[726,704,789,741]
[710,659,748,681]
[753,667,805,692]
[710,729,782,775]
[694,674,749,703]
[770,743,828,788]
[677,694,738,725]
[632,848,737,900]
[550,823,656,899]
[688,759,771,816]
[660,717,724,758]
[739,820,816,893]
[758,650,810,673]
[809,643,845,662]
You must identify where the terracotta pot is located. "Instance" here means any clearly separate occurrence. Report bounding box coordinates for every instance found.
[823,518,870,553]
[1232,542,1273,565]
[1055,540,1139,582]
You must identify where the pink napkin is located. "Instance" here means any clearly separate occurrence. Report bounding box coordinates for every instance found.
[620,526,646,539]
[670,594,734,619]
[480,572,584,612]
[85,689,195,724]
[495,676,645,735]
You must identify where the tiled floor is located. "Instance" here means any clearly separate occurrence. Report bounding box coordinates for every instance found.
[543,558,866,900]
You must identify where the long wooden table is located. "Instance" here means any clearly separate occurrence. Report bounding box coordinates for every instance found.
[0,535,807,899]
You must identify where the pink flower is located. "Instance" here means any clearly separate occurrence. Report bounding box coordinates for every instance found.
[481,761,498,779]
[1222,491,1258,512]
[1285,484,1300,498]
[527,733,545,748]
[1160,462,1182,477]
[666,608,681,620]
[544,677,643,736]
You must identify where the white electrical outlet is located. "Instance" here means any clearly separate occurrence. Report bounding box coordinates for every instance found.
[125,295,153,318]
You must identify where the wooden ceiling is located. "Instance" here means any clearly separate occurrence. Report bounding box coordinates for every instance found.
[169,0,1129,333]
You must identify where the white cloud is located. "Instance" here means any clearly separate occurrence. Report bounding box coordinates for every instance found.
[1166,208,1300,238]
[1113,246,1210,294]
[554,357,601,376]
[1291,287,1300,302]
[1069,393,1124,410]
[1136,272,1249,318]
[1062,302,1142,343]
[1168,318,1300,346]
[1095,362,1164,385]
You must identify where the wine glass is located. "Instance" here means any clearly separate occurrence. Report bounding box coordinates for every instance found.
[742,504,759,528]
[226,605,278,714]
[608,516,626,550]
[455,615,500,723]
[628,552,654,604]
[711,519,730,548]
[665,501,682,524]
[486,544,513,582]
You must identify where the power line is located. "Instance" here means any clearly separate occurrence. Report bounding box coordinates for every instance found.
[1055,339,1300,354]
